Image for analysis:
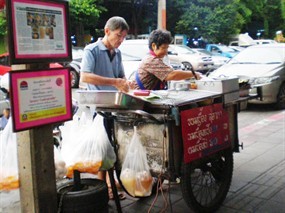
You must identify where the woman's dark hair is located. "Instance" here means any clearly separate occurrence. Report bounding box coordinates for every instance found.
[148,29,173,50]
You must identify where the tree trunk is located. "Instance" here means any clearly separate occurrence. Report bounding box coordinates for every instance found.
[75,22,85,47]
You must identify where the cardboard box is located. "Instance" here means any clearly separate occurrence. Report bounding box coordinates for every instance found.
[196,77,239,103]
[224,91,239,104]
[196,77,239,93]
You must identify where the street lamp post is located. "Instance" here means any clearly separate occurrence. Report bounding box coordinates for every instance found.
[158,0,166,30]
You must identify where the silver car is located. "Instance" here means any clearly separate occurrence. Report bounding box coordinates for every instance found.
[192,48,229,70]
[119,39,189,74]
[168,44,214,74]
[208,44,285,109]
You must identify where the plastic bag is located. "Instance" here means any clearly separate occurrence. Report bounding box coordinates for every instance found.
[0,118,20,191]
[54,146,67,180]
[61,113,116,178]
[120,127,153,197]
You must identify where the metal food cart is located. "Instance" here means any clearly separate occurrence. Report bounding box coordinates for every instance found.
[77,83,242,213]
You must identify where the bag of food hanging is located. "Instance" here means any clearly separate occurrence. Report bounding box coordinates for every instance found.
[120,126,153,197]
[0,118,20,191]
[61,113,116,178]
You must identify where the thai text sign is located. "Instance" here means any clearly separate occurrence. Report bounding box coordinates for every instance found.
[181,103,230,163]
[10,68,72,132]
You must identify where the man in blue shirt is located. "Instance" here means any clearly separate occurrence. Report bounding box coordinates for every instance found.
[80,16,130,91]
[80,16,130,200]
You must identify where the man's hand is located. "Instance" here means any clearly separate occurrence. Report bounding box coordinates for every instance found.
[114,78,130,92]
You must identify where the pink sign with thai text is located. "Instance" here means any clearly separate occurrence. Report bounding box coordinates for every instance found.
[10,68,72,132]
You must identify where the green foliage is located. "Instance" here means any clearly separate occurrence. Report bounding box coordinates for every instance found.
[0,10,7,37]
[69,0,106,32]
[240,0,284,38]
[282,0,285,19]
[175,0,242,43]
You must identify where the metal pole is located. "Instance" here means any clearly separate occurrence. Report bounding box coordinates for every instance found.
[158,0,166,30]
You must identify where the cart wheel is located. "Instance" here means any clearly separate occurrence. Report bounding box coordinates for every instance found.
[57,178,109,213]
[180,148,233,213]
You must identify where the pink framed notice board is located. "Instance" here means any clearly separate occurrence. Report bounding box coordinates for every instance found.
[9,68,72,132]
[6,0,72,64]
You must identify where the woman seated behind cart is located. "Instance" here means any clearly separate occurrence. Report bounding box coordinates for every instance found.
[131,29,202,90]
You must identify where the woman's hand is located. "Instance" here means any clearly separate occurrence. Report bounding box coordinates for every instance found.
[194,72,203,80]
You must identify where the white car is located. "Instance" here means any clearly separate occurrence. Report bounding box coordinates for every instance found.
[168,44,214,74]
[208,43,285,109]
[119,40,210,74]
[119,39,183,78]
[192,48,229,70]
[254,39,277,45]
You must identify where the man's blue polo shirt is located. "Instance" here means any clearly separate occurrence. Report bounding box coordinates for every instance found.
[80,39,125,90]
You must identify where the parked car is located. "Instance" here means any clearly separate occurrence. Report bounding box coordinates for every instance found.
[0,53,10,75]
[167,44,214,74]
[119,39,183,75]
[120,39,185,76]
[0,85,9,117]
[192,48,229,70]
[228,46,246,52]
[59,47,85,88]
[208,43,285,109]
[254,39,277,45]
[205,44,239,58]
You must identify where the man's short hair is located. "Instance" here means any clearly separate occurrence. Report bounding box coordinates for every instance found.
[105,16,129,32]
[148,29,173,50]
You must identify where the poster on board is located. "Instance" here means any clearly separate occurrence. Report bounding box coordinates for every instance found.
[6,0,72,64]
[9,68,72,132]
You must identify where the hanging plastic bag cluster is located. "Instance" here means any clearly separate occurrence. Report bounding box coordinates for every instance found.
[60,112,116,178]
[120,126,153,197]
[0,119,19,191]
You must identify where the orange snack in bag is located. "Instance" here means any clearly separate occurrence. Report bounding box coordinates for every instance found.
[0,176,20,191]
[135,171,152,196]
[66,161,102,178]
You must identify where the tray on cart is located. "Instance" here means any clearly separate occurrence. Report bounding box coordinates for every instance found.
[76,90,146,109]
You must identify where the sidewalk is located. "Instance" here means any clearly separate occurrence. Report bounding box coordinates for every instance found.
[1,109,284,212]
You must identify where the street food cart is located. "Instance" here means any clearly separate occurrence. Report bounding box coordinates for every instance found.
[77,78,242,212]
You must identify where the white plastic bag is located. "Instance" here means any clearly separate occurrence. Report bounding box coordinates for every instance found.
[0,118,19,191]
[120,127,153,197]
[54,146,67,180]
[61,113,116,178]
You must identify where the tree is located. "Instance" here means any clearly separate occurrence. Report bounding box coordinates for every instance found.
[0,10,6,37]
[174,0,243,44]
[130,0,157,36]
[101,0,157,37]
[240,0,284,38]
[69,0,106,46]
